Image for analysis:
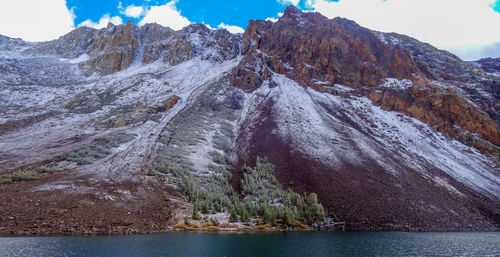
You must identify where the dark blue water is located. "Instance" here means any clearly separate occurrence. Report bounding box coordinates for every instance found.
[0,232,499,257]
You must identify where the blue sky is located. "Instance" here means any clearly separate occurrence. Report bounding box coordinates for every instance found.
[0,0,499,60]
[68,0,292,30]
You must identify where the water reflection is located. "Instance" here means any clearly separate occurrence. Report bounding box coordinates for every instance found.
[0,231,499,257]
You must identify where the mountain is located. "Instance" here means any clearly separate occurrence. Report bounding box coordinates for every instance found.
[0,6,499,235]
[474,57,500,74]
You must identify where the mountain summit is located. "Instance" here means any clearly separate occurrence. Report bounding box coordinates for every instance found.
[0,7,499,234]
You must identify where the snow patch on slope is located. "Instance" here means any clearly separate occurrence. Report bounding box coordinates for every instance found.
[252,73,499,198]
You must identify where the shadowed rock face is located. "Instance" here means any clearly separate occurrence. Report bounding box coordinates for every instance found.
[475,57,500,73]
[27,27,97,58]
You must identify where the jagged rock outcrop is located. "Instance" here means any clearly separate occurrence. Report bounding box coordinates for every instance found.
[27,27,97,58]
[232,6,420,91]
[140,23,176,64]
[21,21,242,75]
[79,21,140,75]
[0,35,32,53]
[475,57,500,73]
[231,5,500,158]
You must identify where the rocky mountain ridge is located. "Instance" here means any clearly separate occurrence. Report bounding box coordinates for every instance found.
[0,6,499,234]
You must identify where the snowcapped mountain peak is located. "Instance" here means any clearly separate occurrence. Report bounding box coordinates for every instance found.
[0,8,499,234]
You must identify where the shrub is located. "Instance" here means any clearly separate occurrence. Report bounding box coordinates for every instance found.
[0,177,13,184]
[210,217,220,226]
[12,170,38,181]
[257,224,272,230]
[220,223,239,229]
[66,133,135,165]
[173,224,187,229]
[213,133,233,154]
[34,166,58,174]
[184,217,190,226]
[146,169,156,176]
[292,221,307,229]
[209,151,230,165]
[150,114,162,122]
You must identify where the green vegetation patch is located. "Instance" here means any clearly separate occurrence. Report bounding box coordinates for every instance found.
[65,83,138,114]
[0,166,60,185]
[66,133,136,165]
[240,158,326,225]
[154,78,328,226]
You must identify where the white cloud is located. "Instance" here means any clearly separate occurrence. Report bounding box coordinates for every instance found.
[449,41,500,61]
[0,0,75,42]
[121,5,145,18]
[266,12,284,23]
[78,14,123,29]
[202,22,214,30]
[278,0,301,6]
[138,1,191,30]
[308,0,500,60]
[217,23,245,34]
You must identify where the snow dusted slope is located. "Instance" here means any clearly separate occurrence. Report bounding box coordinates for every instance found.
[0,28,241,235]
[0,9,499,233]
[0,55,240,179]
[235,73,500,230]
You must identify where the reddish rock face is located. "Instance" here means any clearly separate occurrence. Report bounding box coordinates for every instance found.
[233,6,420,91]
[231,5,500,158]
[80,21,140,75]
[369,85,500,158]
[74,22,241,75]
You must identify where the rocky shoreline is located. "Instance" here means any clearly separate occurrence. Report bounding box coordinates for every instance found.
[2,225,498,237]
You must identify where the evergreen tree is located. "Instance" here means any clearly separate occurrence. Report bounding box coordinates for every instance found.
[229,207,238,223]
[307,192,318,205]
[192,204,200,220]
[201,201,209,214]
[213,200,222,212]
[283,208,295,226]
[240,207,249,222]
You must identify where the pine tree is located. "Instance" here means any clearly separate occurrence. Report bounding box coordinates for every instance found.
[240,207,249,222]
[283,208,295,226]
[229,207,238,223]
[307,192,318,205]
[213,200,221,212]
[192,204,200,220]
[263,206,276,225]
[201,201,209,214]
